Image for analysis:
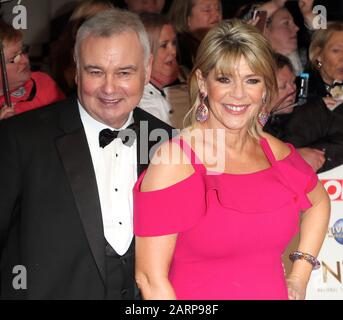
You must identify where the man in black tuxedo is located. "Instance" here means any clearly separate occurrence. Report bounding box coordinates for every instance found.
[0,9,174,299]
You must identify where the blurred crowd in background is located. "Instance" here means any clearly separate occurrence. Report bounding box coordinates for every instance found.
[1,0,343,173]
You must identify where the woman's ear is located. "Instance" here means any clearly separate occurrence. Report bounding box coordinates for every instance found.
[195,69,207,94]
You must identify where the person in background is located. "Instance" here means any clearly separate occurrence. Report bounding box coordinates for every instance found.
[264,7,305,75]
[124,0,165,14]
[168,0,222,73]
[0,21,65,120]
[264,53,326,172]
[307,21,343,113]
[0,9,173,299]
[134,19,330,300]
[50,0,114,96]
[264,53,298,138]
[237,1,315,65]
[139,13,190,128]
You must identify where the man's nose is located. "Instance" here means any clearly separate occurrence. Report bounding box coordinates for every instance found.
[101,75,117,95]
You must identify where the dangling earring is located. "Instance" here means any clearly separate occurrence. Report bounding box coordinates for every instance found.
[258,112,269,127]
[316,60,322,69]
[195,92,209,122]
[258,94,268,127]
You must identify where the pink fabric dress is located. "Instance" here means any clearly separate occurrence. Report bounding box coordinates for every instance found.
[133,137,317,300]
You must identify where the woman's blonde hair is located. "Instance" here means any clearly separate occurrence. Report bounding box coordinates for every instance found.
[139,13,173,58]
[309,21,343,69]
[186,19,277,139]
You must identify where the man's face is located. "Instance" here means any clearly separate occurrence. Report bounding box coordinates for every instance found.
[125,0,165,13]
[75,32,151,128]
[0,39,31,92]
[274,65,296,114]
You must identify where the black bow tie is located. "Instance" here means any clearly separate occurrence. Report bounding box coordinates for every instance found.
[326,82,343,90]
[99,123,138,148]
[332,81,343,87]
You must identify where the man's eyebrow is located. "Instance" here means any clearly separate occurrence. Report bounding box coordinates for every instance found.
[117,65,137,71]
[83,65,138,71]
[84,65,102,70]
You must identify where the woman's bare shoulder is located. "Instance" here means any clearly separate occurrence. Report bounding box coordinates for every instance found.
[261,132,292,161]
[141,138,195,192]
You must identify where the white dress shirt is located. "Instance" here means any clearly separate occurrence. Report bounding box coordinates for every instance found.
[139,83,172,125]
[78,101,137,256]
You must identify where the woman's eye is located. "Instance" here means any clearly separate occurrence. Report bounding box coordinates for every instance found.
[247,78,261,84]
[217,77,230,83]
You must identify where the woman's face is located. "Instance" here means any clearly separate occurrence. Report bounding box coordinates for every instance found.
[264,8,299,55]
[152,24,178,83]
[2,39,31,92]
[187,0,221,39]
[197,56,266,132]
[318,31,343,84]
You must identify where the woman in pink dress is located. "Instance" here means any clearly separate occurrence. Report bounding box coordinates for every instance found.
[133,19,330,300]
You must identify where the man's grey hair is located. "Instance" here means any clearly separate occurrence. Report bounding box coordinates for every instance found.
[74,8,151,66]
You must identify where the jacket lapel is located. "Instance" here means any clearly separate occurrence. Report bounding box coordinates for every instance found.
[134,107,177,176]
[134,108,149,176]
[55,97,106,285]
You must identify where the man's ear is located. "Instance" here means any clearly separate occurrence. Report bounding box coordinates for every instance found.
[195,69,207,95]
[144,54,153,85]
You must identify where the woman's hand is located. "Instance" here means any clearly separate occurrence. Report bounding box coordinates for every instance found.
[322,96,342,111]
[0,106,16,120]
[287,272,307,300]
[245,15,260,27]
[298,0,314,18]
[298,0,315,28]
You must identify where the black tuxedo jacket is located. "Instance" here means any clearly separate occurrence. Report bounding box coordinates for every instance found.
[0,95,174,299]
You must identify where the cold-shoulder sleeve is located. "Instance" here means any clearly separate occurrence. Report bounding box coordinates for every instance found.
[133,170,206,237]
[281,146,318,211]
